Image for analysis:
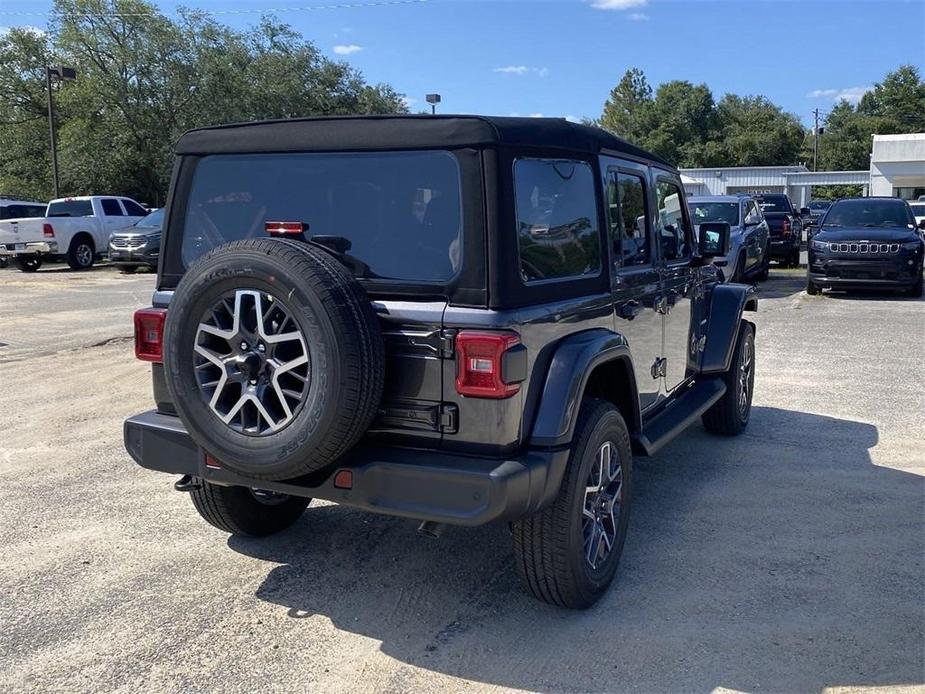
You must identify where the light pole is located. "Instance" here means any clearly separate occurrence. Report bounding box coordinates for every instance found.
[426,93,441,115]
[45,65,77,198]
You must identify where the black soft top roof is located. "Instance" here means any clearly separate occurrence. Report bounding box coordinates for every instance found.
[175,114,673,168]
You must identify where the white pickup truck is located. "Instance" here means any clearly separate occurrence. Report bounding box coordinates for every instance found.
[0,195,148,272]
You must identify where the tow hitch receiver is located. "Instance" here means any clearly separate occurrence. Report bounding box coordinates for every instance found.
[174,474,202,492]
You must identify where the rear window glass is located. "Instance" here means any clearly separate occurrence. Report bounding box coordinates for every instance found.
[514,158,601,283]
[48,200,93,217]
[823,199,913,227]
[181,151,463,282]
[756,195,790,213]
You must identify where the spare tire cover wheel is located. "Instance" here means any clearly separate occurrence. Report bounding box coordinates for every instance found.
[163,238,385,481]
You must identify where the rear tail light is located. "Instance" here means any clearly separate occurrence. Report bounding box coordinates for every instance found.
[781,218,792,237]
[455,331,523,399]
[134,308,167,362]
[42,223,54,238]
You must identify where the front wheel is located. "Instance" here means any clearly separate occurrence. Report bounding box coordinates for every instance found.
[806,276,821,295]
[756,247,770,281]
[16,256,42,273]
[702,321,755,436]
[512,399,632,609]
[190,481,310,536]
[789,248,801,268]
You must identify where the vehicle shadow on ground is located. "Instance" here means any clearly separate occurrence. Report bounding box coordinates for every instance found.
[230,407,924,692]
[820,286,923,302]
[753,270,806,299]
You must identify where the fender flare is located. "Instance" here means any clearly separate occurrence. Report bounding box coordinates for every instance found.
[528,329,641,448]
[701,283,757,374]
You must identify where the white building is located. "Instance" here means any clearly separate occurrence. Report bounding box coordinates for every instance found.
[681,132,925,204]
[869,133,925,199]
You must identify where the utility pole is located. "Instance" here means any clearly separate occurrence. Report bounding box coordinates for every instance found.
[44,66,77,199]
[45,67,59,199]
[812,108,820,172]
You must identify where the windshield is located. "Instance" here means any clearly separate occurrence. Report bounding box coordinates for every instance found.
[135,208,163,229]
[823,199,913,227]
[47,200,93,217]
[756,195,790,213]
[687,202,739,226]
[181,151,463,282]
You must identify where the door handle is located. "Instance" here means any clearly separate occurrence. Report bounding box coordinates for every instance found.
[618,300,642,320]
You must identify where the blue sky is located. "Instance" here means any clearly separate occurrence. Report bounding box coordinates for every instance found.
[2,0,923,126]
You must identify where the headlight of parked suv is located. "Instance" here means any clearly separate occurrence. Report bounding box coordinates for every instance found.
[900,240,922,252]
[811,239,829,252]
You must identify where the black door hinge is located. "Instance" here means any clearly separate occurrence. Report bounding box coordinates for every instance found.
[439,404,459,433]
[410,329,457,358]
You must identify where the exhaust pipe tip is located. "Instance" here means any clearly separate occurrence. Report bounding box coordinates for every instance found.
[417,520,446,539]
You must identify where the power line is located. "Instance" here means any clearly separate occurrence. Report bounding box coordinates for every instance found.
[0,0,429,18]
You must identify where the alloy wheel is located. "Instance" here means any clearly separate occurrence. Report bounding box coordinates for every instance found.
[738,337,753,417]
[582,441,623,570]
[76,244,93,267]
[193,288,310,436]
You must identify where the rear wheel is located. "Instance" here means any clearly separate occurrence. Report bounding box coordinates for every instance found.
[703,321,755,436]
[190,481,310,536]
[16,256,42,273]
[512,399,632,609]
[67,236,95,270]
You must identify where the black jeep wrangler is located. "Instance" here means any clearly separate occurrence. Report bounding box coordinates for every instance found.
[125,116,757,609]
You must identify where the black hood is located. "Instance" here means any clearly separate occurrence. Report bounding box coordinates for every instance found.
[814,225,919,243]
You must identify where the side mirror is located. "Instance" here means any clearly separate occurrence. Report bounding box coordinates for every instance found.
[918,219,925,230]
[800,207,811,217]
[698,221,730,259]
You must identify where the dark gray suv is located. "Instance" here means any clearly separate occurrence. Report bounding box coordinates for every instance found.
[688,194,770,282]
[125,116,757,608]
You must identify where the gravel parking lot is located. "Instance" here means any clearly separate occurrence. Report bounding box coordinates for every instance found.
[1,263,922,693]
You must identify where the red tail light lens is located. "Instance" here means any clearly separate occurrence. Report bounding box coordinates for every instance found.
[42,223,54,238]
[134,308,167,362]
[782,218,792,237]
[455,331,522,399]
[265,221,305,236]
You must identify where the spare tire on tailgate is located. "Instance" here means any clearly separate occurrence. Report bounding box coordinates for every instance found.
[163,237,385,481]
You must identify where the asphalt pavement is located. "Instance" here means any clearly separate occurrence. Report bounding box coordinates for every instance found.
[0,262,922,693]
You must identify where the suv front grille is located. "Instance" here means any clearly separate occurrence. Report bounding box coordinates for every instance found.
[111,237,144,248]
[828,242,899,254]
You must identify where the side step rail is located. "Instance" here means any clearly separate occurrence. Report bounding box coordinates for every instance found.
[632,378,726,456]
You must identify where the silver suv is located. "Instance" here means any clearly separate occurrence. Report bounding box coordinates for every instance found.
[688,194,771,282]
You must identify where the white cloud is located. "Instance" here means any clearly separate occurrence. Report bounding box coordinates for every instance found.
[333,44,363,55]
[402,96,419,109]
[628,12,649,20]
[807,86,871,103]
[529,113,545,118]
[590,0,647,10]
[493,65,549,77]
[564,114,582,123]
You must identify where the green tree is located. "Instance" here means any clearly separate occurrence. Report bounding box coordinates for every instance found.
[715,94,804,167]
[857,64,925,133]
[643,80,720,167]
[600,68,653,145]
[0,0,407,205]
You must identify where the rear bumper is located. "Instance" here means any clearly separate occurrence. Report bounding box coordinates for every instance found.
[124,410,570,526]
[768,238,798,256]
[0,241,58,256]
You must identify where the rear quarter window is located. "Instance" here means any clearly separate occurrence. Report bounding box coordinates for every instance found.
[513,158,601,283]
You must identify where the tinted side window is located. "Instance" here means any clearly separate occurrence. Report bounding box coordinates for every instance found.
[606,170,649,267]
[514,158,601,282]
[744,200,761,224]
[101,199,124,216]
[122,200,147,216]
[656,180,691,261]
[28,205,46,217]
